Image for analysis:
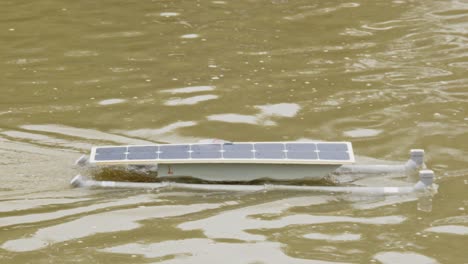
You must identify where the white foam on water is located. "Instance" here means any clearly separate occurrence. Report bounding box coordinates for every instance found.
[160,85,215,94]
[160,12,179,17]
[64,50,99,57]
[0,198,91,213]
[343,128,382,138]
[207,113,260,125]
[0,195,156,228]
[424,225,468,235]
[207,103,301,126]
[123,121,197,137]
[1,203,222,252]
[98,98,127,105]
[180,34,200,39]
[164,95,218,106]
[21,124,153,145]
[100,239,347,264]
[255,103,301,118]
[373,251,439,264]
[303,232,362,242]
[179,195,405,241]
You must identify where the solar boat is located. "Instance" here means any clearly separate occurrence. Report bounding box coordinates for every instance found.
[88,141,354,182]
[72,140,436,195]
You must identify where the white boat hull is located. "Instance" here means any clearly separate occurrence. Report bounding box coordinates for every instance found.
[156,163,341,182]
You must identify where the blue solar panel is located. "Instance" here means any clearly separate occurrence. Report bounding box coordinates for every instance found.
[96,147,126,154]
[254,143,285,159]
[95,152,127,161]
[255,151,285,159]
[223,151,254,159]
[318,151,350,161]
[160,145,190,152]
[254,143,284,152]
[95,147,127,161]
[287,151,318,160]
[223,143,253,152]
[92,142,353,163]
[128,146,158,153]
[223,143,254,159]
[160,151,190,159]
[286,143,316,152]
[192,144,222,152]
[126,146,158,160]
[192,151,222,159]
[317,143,348,152]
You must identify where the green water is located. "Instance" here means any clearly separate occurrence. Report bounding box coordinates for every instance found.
[1,0,467,263]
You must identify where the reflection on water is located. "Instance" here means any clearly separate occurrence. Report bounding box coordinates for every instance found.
[0,197,90,213]
[164,94,219,106]
[101,239,346,264]
[2,203,221,252]
[0,194,156,228]
[179,196,405,241]
[1,0,467,263]
[160,85,216,94]
[373,251,439,264]
[207,103,301,126]
[425,225,468,236]
[98,98,127,106]
[303,232,361,242]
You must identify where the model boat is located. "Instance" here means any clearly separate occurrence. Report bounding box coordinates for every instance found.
[72,140,435,195]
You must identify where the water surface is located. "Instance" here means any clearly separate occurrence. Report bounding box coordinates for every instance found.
[1,0,467,263]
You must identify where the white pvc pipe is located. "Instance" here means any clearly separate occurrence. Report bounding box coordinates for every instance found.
[333,149,425,175]
[71,170,434,196]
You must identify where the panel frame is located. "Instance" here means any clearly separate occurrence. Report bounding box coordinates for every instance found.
[89,141,355,165]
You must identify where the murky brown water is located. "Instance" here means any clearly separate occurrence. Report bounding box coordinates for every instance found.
[1,0,467,263]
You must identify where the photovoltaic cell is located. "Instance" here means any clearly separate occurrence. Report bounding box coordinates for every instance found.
[287,151,318,160]
[160,145,190,152]
[223,143,254,159]
[255,151,285,159]
[223,151,254,159]
[95,152,127,161]
[192,151,222,159]
[254,143,284,152]
[318,151,350,161]
[253,143,285,159]
[128,146,158,153]
[96,147,127,154]
[95,147,127,161]
[286,143,316,152]
[159,151,190,159]
[317,143,348,152]
[223,143,253,152]
[127,146,158,160]
[192,144,221,152]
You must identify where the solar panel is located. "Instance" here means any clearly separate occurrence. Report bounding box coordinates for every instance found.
[318,151,350,161]
[286,143,316,152]
[127,146,158,160]
[90,141,354,165]
[191,144,222,159]
[317,143,348,151]
[254,143,285,159]
[287,151,318,160]
[223,143,254,159]
[94,147,127,161]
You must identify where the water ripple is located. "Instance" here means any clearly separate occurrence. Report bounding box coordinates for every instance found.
[2,203,221,252]
[101,239,347,264]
